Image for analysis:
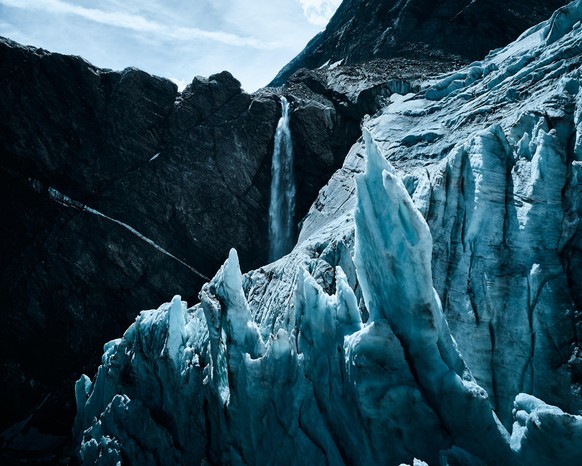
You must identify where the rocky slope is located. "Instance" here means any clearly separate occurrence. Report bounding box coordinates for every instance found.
[0,41,272,448]
[271,0,568,86]
[74,1,582,465]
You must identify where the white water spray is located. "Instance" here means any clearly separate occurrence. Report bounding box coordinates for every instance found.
[268,96,296,262]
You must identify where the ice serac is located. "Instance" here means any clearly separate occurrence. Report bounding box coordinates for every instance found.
[74,135,463,465]
[75,1,582,464]
[354,129,512,464]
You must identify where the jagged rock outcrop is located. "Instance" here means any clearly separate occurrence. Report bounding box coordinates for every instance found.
[271,0,569,86]
[74,2,582,465]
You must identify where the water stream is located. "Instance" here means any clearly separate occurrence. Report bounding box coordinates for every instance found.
[268,96,296,262]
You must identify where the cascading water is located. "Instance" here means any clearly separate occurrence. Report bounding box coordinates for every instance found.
[268,96,296,262]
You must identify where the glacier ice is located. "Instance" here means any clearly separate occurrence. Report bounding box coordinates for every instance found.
[75,1,582,464]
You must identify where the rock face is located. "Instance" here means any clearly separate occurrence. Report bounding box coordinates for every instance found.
[271,0,569,86]
[74,1,582,465]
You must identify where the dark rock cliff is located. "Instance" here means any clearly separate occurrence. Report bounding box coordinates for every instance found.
[0,37,274,456]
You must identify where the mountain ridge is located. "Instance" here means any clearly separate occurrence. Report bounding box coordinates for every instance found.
[270,0,568,86]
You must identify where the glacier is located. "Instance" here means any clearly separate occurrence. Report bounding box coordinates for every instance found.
[74,1,582,464]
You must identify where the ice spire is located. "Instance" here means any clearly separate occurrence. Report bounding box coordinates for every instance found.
[268,96,296,261]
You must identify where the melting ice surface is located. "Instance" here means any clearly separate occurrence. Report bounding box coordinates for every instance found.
[268,96,296,261]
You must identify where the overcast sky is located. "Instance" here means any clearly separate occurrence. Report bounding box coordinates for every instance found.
[0,0,341,92]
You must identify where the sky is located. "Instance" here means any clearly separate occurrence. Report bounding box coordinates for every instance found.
[0,0,341,92]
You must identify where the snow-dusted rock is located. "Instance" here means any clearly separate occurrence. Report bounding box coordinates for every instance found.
[75,2,582,464]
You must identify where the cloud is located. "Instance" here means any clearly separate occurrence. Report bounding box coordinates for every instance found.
[0,0,327,92]
[298,0,341,26]
[0,0,280,49]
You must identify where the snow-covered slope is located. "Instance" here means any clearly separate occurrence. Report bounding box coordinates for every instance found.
[74,2,582,464]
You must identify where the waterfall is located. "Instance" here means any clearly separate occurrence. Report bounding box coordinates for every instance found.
[268,96,296,262]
